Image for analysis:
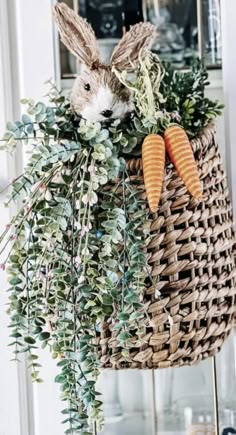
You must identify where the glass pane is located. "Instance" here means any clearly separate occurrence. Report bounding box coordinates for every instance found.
[58,0,77,78]
[78,0,123,38]
[98,370,153,435]
[58,0,222,79]
[216,331,236,434]
[154,360,216,434]
[147,0,198,68]
[202,0,222,67]
[147,0,222,68]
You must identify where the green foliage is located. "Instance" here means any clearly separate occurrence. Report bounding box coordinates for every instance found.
[0,84,153,434]
[159,59,224,136]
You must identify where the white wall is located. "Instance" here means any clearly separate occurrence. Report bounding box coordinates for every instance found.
[15,0,56,101]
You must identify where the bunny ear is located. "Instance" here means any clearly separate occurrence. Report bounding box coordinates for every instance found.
[111,22,157,71]
[53,3,99,67]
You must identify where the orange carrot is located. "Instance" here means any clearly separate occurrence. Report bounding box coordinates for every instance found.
[164,125,202,199]
[142,134,165,213]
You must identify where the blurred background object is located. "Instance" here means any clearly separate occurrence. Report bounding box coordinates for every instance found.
[58,0,222,77]
[202,0,222,66]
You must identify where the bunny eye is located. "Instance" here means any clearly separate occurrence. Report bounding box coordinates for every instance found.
[84,83,91,91]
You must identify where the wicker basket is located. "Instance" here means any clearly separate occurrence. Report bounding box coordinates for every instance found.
[98,125,236,369]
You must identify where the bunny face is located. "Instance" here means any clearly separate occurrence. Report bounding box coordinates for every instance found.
[53,3,157,123]
[71,66,134,122]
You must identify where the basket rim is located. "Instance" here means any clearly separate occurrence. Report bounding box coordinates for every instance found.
[191,122,216,154]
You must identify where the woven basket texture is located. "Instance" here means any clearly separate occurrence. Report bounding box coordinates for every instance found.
[97,125,236,369]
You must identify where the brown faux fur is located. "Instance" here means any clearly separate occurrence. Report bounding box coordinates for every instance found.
[53,3,99,67]
[111,22,157,71]
[71,66,131,115]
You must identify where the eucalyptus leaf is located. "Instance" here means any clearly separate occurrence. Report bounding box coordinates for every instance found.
[22,114,32,124]
[117,331,131,341]
[6,121,17,132]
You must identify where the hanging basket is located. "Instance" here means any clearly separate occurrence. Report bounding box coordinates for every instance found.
[97,124,236,369]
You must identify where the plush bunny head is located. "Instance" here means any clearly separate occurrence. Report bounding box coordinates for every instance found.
[53,3,157,123]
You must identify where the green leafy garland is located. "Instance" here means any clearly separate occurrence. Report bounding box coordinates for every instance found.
[0,58,223,434]
[0,88,153,434]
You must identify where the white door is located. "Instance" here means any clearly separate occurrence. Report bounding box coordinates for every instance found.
[0,2,30,434]
[0,1,61,434]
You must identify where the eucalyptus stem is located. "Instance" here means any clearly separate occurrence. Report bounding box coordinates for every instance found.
[121,168,126,313]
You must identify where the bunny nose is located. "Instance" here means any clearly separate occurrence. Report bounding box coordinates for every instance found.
[101,109,113,118]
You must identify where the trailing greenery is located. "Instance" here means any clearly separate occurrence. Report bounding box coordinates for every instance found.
[0,58,223,434]
[0,86,154,434]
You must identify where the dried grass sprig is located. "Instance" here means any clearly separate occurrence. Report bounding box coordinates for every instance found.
[113,51,167,120]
